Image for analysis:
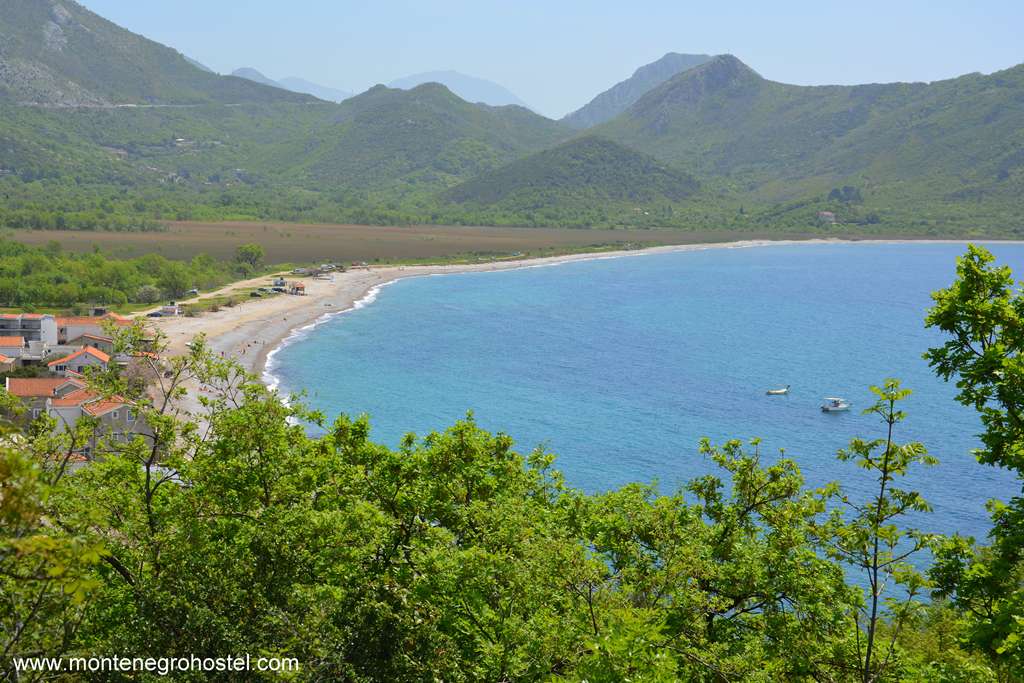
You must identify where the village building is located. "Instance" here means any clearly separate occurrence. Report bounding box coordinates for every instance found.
[0,313,58,345]
[55,312,132,344]
[47,346,110,377]
[66,333,115,355]
[4,376,147,455]
[5,377,87,421]
[0,354,15,373]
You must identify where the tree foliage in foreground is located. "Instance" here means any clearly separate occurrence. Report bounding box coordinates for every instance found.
[5,246,1024,680]
[925,245,1024,673]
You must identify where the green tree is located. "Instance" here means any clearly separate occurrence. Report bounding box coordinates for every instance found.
[234,242,264,268]
[924,244,1024,674]
[136,283,162,304]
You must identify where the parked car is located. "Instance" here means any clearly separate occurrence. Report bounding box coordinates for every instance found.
[147,311,163,318]
[250,291,263,298]
[186,288,200,296]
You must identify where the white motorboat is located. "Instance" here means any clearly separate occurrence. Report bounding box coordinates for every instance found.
[821,397,851,412]
[766,385,790,395]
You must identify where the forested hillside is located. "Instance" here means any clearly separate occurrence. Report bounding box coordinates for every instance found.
[0,0,1021,237]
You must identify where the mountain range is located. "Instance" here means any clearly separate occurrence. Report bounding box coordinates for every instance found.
[0,0,1021,236]
[231,68,352,102]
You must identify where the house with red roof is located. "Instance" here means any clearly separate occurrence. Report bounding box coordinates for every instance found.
[46,388,147,453]
[4,375,148,454]
[4,376,87,421]
[56,313,132,344]
[47,346,110,377]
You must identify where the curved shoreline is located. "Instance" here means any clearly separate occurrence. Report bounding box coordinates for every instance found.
[258,238,807,396]
[148,237,1009,401]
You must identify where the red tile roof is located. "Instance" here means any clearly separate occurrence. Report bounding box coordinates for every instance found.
[56,314,132,327]
[48,346,111,367]
[0,313,47,320]
[0,354,12,364]
[50,388,96,406]
[49,388,130,416]
[0,336,24,347]
[5,378,66,397]
[82,399,128,417]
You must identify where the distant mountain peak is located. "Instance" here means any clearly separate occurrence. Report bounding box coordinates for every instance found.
[387,70,530,109]
[231,67,279,87]
[629,54,762,113]
[232,68,351,102]
[562,52,714,129]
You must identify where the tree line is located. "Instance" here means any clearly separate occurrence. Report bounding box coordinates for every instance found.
[0,239,267,309]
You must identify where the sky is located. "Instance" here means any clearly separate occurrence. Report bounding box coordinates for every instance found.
[80,0,1024,119]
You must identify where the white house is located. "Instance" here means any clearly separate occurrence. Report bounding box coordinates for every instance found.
[47,346,110,377]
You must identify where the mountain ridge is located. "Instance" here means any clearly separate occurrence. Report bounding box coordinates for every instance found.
[562,52,714,129]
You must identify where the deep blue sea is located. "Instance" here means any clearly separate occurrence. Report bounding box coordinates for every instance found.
[268,242,1023,541]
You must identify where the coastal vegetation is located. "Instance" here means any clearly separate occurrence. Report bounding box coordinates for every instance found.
[2,247,1023,681]
[0,238,261,309]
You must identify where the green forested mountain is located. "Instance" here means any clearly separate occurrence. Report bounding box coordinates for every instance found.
[294,83,569,190]
[561,52,713,129]
[436,136,701,228]
[0,0,312,105]
[446,135,696,204]
[596,55,1024,227]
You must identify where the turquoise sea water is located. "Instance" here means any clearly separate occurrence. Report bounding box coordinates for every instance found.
[268,242,1022,541]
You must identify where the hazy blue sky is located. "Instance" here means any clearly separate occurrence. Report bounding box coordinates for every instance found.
[81,0,1023,118]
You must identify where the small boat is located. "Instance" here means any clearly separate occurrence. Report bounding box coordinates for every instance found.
[766,385,790,395]
[821,397,851,412]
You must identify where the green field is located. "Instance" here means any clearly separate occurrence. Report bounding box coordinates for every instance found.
[7,221,836,264]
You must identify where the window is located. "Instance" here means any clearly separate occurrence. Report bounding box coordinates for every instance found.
[111,410,119,420]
